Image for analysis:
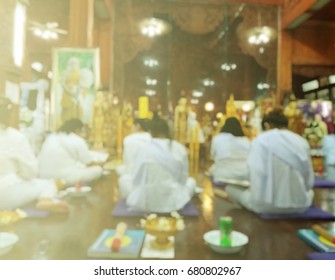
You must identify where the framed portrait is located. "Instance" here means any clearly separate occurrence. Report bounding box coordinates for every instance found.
[51,48,100,130]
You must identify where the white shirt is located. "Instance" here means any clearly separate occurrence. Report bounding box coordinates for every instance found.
[210,133,250,181]
[247,129,314,210]
[0,127,38,190]
[123,132,151,174]
[38,132,92,179]
[126,138,194,213]
[322,135,335,165]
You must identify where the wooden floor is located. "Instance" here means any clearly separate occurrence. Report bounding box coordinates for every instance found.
[1,170,335,260]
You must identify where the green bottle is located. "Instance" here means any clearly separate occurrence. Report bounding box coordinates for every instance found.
[220,216,233,247]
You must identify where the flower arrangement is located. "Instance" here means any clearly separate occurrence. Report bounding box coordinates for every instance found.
[140,212,185,250]
[140,211,185,232]
[303,118,327,148]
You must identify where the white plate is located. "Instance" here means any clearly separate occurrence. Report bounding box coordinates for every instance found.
[203,230,248,254]
[66,186,92,197]
[0,232,19,256]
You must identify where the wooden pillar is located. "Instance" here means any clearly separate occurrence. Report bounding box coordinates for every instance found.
[68,0,94,47]
[0,0,24,93]
[0,0,28,128]
[277,30,293,103]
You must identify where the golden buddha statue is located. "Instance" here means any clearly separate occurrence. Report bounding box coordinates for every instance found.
[122,102,134,139]
[174,97,188,145]
[91,91,107,150]
[226,94,237,118]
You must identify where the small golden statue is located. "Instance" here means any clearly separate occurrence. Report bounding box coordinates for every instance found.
[121,102,134,139]
[103,92,118,156]
[174,97,188,145]
[90,91,107,150]
[226,94,237,118]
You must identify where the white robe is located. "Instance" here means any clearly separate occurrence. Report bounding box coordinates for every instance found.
[38,133,102,185]
[210,133,250,181]
[116,132,151,176]
[226,129,314,214]
[0,127,57,210]
[322,135,335,181]
[120,138,196,213]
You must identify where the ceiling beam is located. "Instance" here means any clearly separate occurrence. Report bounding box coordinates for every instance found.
[281,0,317,29]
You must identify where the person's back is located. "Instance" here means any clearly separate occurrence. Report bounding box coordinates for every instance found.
[39,132,90,174]
[248,129,314,213]
[225,109,314,214]
[0,97,68,213]
[122,117,195,213]
[210,117,250,181]
[123,131,151,173]
[0,127,38,188]
[38,119,102,185]
[211,133,250,181]
[116,118,151,176]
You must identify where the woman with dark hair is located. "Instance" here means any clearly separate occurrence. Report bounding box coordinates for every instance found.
[116,118,151,176]
[226,108,314,214]
[38,118,102,185]
[0,97,68,213]
[210,117,250,182]
[120,117,196,213]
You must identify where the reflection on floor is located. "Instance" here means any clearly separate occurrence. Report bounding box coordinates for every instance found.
[1,170,334,260]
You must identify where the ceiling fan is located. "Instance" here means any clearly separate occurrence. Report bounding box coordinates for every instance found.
[29,21,67,40]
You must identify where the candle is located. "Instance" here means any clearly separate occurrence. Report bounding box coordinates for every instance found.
[138,96,149,119]
[117,115,123,160]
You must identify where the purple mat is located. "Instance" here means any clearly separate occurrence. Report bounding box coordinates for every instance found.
[314,178,335,189]
[111,200,199,217]
[257,206,335,220]
[22,206,49,218]
[212,181,226,187]
[307,252,335,260]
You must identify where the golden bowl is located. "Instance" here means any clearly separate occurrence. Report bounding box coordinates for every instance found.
[145,217,177,250]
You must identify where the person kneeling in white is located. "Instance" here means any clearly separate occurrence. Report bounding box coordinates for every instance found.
[38,119,102,185]
[116,118,151,176]
[0,97,68,213]
[210,117,250,181]
[120,117,196,213]
[226,109,314,214]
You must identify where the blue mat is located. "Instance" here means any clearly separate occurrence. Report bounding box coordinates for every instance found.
[314,178,335,189]
[257,206,335,220]
[307,252,335,260]
[111,200,199,217]
[212,181,226,188]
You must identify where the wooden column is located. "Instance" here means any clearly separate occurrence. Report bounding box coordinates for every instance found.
[277,30,293,102]
[0,0,22,93]
[68,0,94,47]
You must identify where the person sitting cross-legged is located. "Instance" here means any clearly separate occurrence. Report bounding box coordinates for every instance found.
[225,108,314,214]
[38,118,103,186]
[0,97,68,213]
[120,117,196,213]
